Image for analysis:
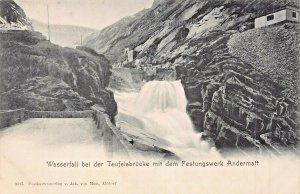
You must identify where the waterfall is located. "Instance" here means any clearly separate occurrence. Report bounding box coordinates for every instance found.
[115,80,219,159]
[135,81,187,112]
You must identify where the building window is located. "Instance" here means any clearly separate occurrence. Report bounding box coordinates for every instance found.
[292,11,297,18]
[267,14,274,21]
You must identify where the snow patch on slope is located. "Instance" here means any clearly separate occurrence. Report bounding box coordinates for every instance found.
[157,28,179,52]
[180,3,203,21]
[0,16,28,30]
[187,6,226,39]
[135,26,173,52]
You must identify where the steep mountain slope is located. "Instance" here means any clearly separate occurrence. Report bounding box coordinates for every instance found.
[84,0,300,152]
[82,10,148,61]
[83,0,298,64]
[31,20,98,47]
[0,1,117,118]
[228,24,300,101]
[0,0,32,30]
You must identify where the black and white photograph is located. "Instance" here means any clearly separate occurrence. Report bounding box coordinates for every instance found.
[0,0,299,193]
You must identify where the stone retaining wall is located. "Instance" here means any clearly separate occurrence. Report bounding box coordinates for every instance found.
[92,105,129,157]
[27,110,94,118]
[0,109,26,129]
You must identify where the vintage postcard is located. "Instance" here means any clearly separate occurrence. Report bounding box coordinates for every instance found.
[0,0,299,193]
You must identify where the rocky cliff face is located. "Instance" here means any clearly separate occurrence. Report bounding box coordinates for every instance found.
[84,0,299,152]
[0,0,32,30]
[0,1,117,118]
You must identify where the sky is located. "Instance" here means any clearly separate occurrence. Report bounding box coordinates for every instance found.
[15,0,154,30]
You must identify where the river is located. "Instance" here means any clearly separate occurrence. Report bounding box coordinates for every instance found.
[114,80,219,159]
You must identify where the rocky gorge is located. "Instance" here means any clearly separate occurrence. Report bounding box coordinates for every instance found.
[83,0,300,154]
[0,0,299,155]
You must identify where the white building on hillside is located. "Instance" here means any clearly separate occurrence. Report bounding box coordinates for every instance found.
[124,48,135,63]
[255,6,299,28]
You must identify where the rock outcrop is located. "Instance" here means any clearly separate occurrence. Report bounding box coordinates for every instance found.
[0,0,32,30]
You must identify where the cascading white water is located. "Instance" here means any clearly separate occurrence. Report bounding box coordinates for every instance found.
[115,80,219,159]
[135,81,187,113]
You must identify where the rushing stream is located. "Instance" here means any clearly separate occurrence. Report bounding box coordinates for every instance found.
[114,80,219,159]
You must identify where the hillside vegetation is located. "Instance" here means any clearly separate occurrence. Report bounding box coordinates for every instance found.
[0,13,116,118]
